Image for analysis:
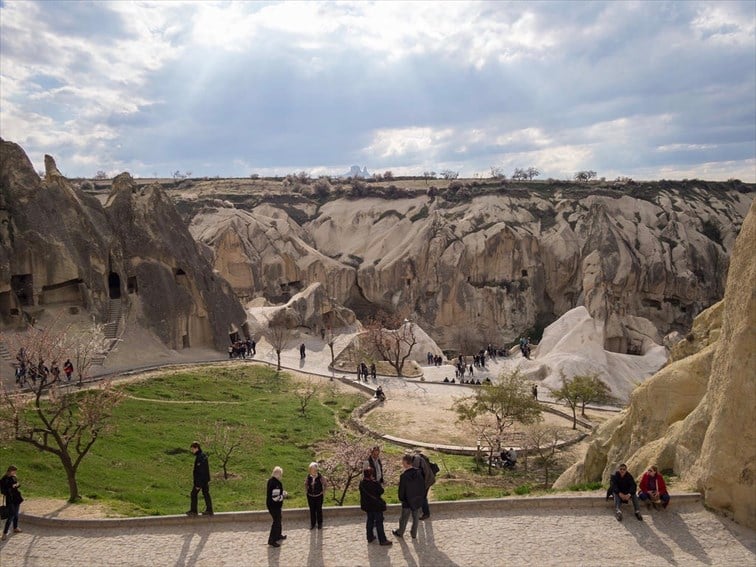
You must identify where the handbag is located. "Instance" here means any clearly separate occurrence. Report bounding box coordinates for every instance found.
[0,494,8,520]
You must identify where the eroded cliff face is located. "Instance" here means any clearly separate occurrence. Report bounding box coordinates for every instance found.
[0,140,245,352]
[554,201,756,529]
[187,184,751,351]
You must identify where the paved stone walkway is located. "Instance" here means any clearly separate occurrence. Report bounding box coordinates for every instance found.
[1,503,753,566]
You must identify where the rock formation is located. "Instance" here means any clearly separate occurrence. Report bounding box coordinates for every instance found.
[0,139,246,354]
[186,182,752,354]
[532,306,668,401]
[554,201,756,529]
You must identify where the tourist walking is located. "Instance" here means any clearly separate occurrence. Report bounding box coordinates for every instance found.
[300,343,306,359]
[187,442,213,516]
[393,454,425,539]
[359,467,392,545]
[1,465,23,541]
[267,466,287,547]
[305,462,327,529]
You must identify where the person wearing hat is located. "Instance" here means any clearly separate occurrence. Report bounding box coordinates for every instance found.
[304,462,327,530]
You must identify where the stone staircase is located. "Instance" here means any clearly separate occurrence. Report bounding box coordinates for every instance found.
[92,298,123,366]
[0,340,12,362]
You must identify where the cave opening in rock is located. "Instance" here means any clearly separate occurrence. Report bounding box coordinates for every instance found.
[11,274,34,306]
[127,276,138,294]
[108,272,121,299]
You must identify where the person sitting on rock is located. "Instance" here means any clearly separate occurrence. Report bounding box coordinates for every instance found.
[375,386,386,401]
[610,464,642,521]
[638,465,670,509]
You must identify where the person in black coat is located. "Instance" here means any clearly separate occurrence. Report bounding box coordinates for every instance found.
[304,462,327,529]
[359,467,392,545]
[1,465,24,540]
[392,454,425,539]
[187,442,213,516]
[610,463,642,521]
[267,466,288,547]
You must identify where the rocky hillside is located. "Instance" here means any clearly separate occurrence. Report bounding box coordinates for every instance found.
[0,139,246,352]
[178,176,752,352]
[554,201,755,529]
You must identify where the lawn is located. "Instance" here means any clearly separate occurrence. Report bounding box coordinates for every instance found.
[0,365,366,516]
[0,365,598,517]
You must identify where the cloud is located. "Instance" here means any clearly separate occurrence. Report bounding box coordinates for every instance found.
[0,1,753,181]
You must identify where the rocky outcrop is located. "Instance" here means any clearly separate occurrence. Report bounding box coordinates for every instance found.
[532,306,668,401]
[245,282,356,338]
[554,201,756,528]
[189,184,752,353]
[0,139,246,352]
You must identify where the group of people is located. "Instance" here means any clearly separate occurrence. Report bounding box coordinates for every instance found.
[356,361,376,381]
[443,376,491,385]
[263,446,437,548]
[425,352,444,366]
[14,348,74,388]
[228,339,255,359]
[183,443,441,549]
[609,463,670,521]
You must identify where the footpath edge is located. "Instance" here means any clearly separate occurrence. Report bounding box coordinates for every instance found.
[20,493,702,529]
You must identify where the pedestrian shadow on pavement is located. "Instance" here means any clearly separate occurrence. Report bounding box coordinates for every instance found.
[621,514,679,565]
[306,526,323,567]
[175,527,210,567]
[652,510,711,565]
[418,520,461,567]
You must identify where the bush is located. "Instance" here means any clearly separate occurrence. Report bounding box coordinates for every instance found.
[567,481,604,491]
[514,483,532,495]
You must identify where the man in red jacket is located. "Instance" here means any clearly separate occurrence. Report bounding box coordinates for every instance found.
[638,465,670,508]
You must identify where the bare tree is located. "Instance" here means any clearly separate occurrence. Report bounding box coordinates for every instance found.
[296,379,320,417]
[65,323,112,386]
[526,167,540,180]
[325,326,337,368]
[0,323,124,501]
[267,326,290,371]
[363,312,418,377]
[549,374,581,430]
[453,369,542,475]
[422,171,436,185]
[574,170,597,182]
[319,431,369,505]
[440,169,459,180]
[490,166,506,179]
[523,424,565,487]
[201,420,258,480]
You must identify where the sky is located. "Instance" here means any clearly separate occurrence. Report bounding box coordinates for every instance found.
[1,0,754,181]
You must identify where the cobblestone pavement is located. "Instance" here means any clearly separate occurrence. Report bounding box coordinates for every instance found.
[1,505,753,567]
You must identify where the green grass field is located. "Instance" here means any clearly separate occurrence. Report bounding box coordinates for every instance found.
[0,365,590,516]
[0,365,367,516]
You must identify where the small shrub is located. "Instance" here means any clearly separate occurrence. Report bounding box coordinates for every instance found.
[514,483,532,495]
